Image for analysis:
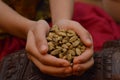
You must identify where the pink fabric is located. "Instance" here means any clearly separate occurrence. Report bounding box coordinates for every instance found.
[1,2,120,60]
[73,2,120,51]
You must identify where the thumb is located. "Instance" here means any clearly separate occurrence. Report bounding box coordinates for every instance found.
[32,20,50,55]
[73,22,93,47]
[81,34,93,47]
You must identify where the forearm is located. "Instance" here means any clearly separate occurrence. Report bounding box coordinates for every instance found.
[0,1,36,39]
[49,0,74,24]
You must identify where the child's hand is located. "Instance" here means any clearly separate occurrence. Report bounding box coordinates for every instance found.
[25,20,72,77]
[55,19,94,76]
[72,45,94,76]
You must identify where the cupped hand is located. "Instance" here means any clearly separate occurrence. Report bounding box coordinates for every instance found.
[55,19,94,76]
[25,20,72,77]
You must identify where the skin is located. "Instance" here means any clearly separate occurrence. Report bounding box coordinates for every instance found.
[0,0,94,77]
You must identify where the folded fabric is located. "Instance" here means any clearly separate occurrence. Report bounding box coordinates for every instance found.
[73,2,120,51]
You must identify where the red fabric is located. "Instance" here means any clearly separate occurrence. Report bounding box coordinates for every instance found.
[0,36,25,60]
[73,2,120,51]
[1,2,120,60]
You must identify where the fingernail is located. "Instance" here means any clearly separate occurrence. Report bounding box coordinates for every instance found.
[65,67,72,73]
[87,38,92,43]
[77,67,81,72]
[40,45,48,54]
[86,38,92,46]
[62,61,70,67]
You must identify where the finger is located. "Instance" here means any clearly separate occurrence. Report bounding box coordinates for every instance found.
[38,54,71,67]
[26,31,70,67]
[73,46,94,64]
[72,70,85,76]
[73,57,94,73]
[71,21,93,47]
[55,73,72,78]
[55,20,93,47]
[33,20,50,55]
[29,55,72,77]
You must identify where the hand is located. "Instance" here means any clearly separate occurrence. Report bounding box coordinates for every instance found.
[72,47,94,76]
[25,20,72,77]
[55,19,94,76]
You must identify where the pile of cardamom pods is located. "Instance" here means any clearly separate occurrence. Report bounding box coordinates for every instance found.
[47,25,86,63]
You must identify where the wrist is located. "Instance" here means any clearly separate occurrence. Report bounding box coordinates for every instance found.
[23,20,36,39]
[53,19,71,25]
[28,20,50,36]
